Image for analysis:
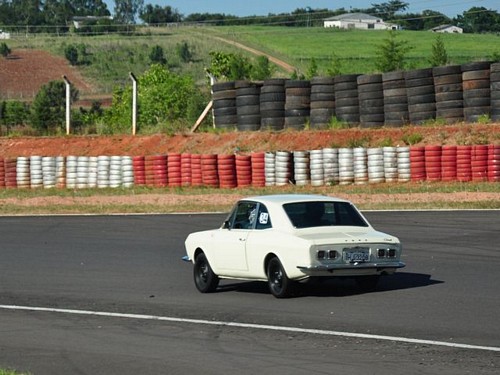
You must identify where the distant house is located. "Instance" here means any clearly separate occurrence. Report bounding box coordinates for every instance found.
[431,25,463,34]
[323,13,399,30]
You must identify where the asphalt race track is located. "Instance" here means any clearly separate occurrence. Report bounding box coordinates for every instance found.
[0,211,499,374]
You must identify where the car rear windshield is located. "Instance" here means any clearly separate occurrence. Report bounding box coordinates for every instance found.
[283,201,368,228]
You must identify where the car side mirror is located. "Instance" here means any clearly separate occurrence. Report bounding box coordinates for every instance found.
[222,220,231,230]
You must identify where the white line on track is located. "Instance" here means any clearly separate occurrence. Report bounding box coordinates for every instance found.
[1,304,499,352]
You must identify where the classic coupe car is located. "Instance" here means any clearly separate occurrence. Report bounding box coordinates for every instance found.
[183,194,405,298]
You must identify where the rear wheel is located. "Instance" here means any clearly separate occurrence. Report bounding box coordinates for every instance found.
[193,253,219,293]
[267,257,293,298]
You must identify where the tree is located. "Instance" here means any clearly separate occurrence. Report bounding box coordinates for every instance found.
[176,41,193,63]
[114,0,144,24]
[371,1,409,19]
[326,53,343,77]
[306,57,319,79]
[429,35,448,67]
[207,51,252,81]
[149,45,167,65]
[0,43,11,58]
[30,80,79,133]
[455,7,500,33]
[139,4,182,24]
[251,56,274,80]
[375,31,413,72]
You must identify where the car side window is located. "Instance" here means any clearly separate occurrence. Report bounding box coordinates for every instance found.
[255,204,272,230]
[230,202,258,230]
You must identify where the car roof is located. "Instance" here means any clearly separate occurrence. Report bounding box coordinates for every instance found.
[242,194,350,206]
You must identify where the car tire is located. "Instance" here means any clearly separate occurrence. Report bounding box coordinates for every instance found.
[194,253,219,293]
[267,257,293,298]
[355,275,380,292]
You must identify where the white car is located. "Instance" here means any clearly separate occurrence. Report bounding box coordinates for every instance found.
[183,194,405,298]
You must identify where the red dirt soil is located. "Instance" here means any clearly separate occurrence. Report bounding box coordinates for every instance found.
[0,49,93,99]
[0,124,499,158]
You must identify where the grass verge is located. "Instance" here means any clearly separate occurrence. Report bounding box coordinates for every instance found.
[0,182,498,215]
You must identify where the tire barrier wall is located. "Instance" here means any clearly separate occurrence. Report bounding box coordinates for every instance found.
[0,148,498,190]
[211,61,500,130]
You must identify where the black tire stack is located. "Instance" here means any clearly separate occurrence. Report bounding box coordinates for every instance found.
[382,71,409,127]
[285,80,311,130]
[212,81,237,130]
[462,61,491,123]
[357,74,384,128]
[334,74,360,125]
[433,65,464,124]
[310,77,335,129]
[260,79,286,131]
[491,62,500,122]
[405,68,436,125]
[236,80,262,131]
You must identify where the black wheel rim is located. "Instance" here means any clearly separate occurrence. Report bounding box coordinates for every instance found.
[270,263,283,292]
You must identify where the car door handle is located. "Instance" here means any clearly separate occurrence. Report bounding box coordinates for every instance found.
[239,238,246,241]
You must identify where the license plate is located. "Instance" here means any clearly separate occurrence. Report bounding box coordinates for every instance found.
[344,248,369,262]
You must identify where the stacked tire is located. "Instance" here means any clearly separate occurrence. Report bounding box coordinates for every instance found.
[357,74,384,128]
[275,151,293,185]
[397,147,411,182]
[236,81,261,131]
[235,154,252,187]
[456,145,472,182]
[383,147,398,182]
[410,147,426,182]
[0,157,4,188]
[462,61,491,123]
[323,148,339,185]
[367,148,384,184]
[30,156,43,188]
[201,154,219,188]
[212,82,237,130]
[251,152,266,187]
[425,145,442,182]
[260,79,286,131]
[488,145,500,182]
[405,68,435,125]
[285,80,310,130]
[4,158,17,188]
[145,155,167,187]
[310,77,335,129]
[433,65,464,124]
[264,152,276,186]
[16,157,30,188]
[181,154,192,187]
[338,148,354,185]
[471,145,488,181]
[133,156,146,186]
[42,156,57,189]
[353,147,368,184]
[191,154,203,187]
[218,154,237,188]
[310,150,324,186]
[491,62,500,122]
[383,71,409,127]
[441,146,457,182]
[167,153,182,187]
[97,156,110,188]
[335,75,360,125]
[293,151,310,186]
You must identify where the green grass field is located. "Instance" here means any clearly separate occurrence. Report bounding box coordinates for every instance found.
[6,25,500,96]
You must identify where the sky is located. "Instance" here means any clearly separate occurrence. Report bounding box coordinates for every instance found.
[106,0,500,18]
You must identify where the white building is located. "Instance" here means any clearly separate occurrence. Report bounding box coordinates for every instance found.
[324,13,399,30]
[0,30,10,39]
[431,25,463,34]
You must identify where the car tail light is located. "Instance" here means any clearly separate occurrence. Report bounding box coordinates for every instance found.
[317,251,326,260]
[377,248,386,258]
[328,250,338,259]
[388,248,397,258]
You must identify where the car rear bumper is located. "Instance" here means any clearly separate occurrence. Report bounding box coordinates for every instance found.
[297,261,405,275]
